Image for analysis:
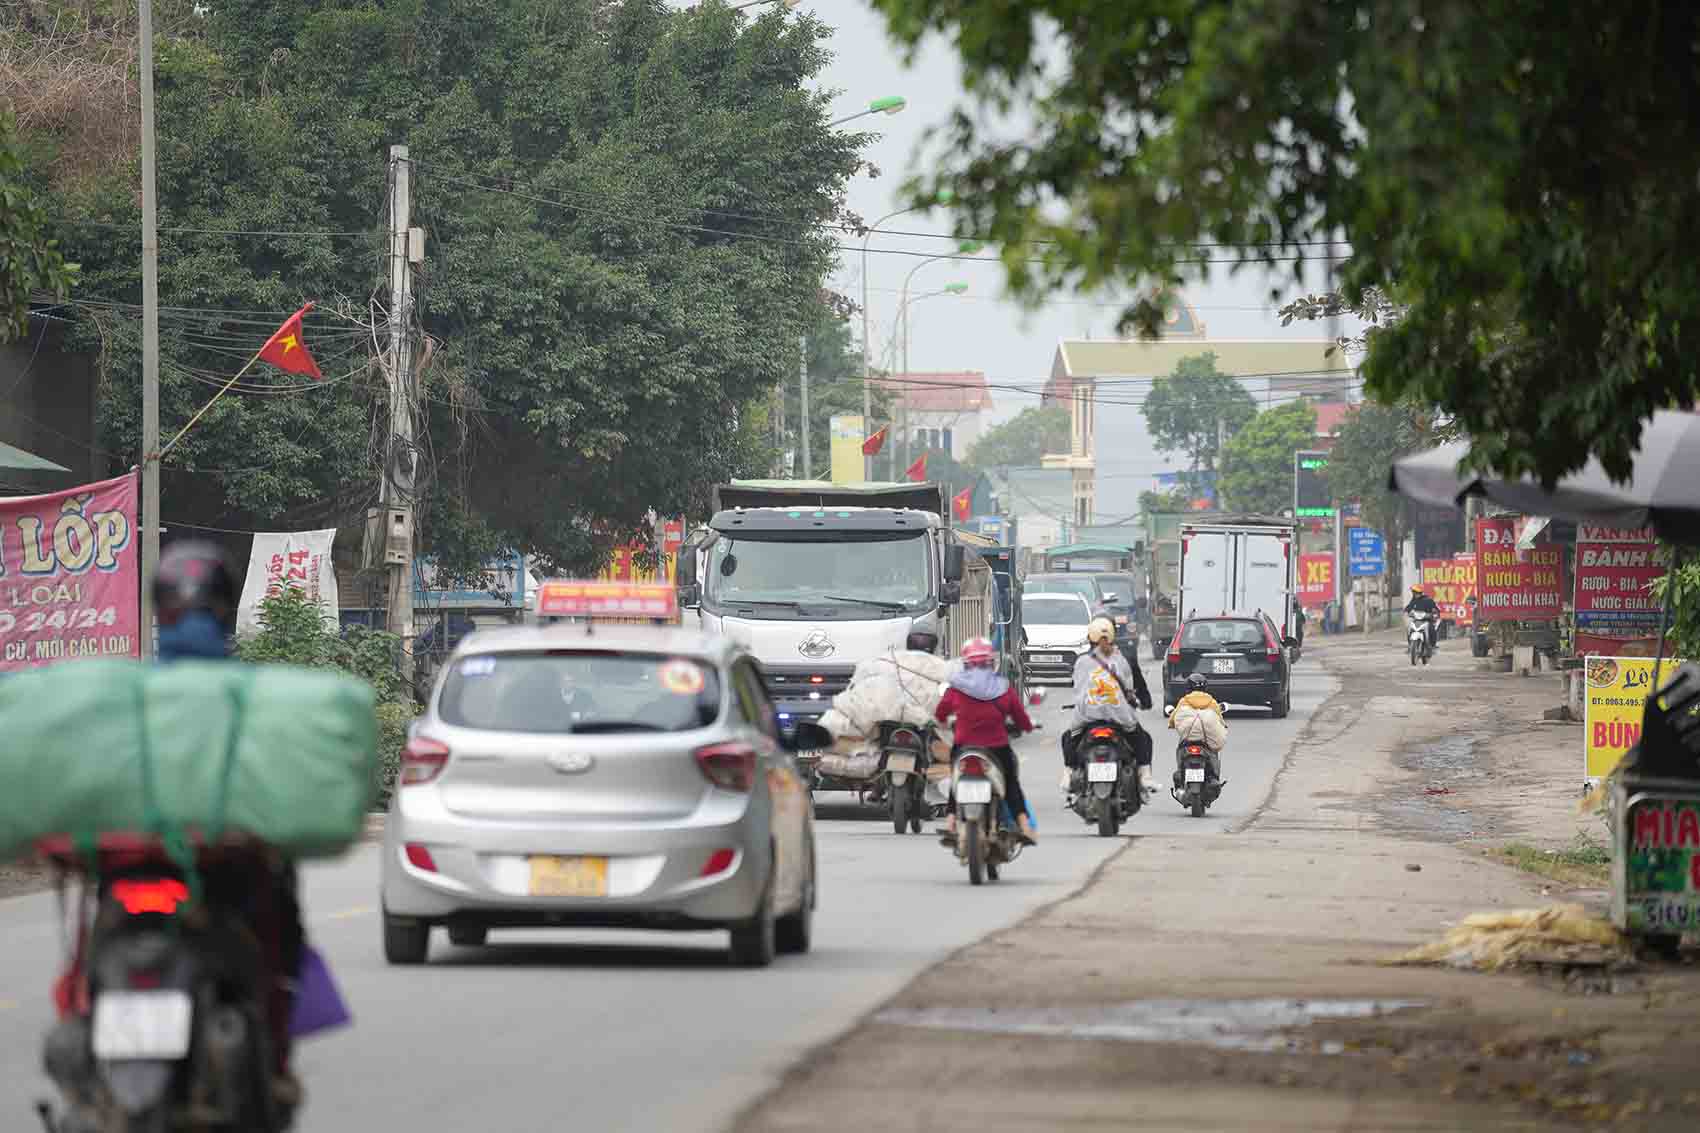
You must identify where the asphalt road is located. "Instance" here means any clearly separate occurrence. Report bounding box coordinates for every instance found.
[0,655,1335,1131]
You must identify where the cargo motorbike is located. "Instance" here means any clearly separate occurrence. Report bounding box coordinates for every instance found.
[880,722,940,834]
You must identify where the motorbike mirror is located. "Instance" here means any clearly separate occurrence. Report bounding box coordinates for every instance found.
[1163,705,1174,718]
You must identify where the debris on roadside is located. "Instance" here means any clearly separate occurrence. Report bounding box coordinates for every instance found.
[1390,904,1632,972]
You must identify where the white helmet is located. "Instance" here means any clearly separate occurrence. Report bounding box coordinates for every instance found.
[1087,616,1116,646]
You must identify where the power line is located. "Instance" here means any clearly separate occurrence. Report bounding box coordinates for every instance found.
[58,221,375,239]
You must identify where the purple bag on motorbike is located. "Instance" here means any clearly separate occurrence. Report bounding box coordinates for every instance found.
[289,947,351,1037]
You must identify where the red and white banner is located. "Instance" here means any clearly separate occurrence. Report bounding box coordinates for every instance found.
[0,472,141,671]
[1574,524,1667,657]
[237,528,339,633]
[1420,554,1478,624]
[1475,517,1563,622]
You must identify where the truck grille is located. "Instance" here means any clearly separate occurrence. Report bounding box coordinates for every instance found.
[763,665,855,706]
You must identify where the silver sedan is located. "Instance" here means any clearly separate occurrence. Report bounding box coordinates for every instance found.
[381,624,821,967]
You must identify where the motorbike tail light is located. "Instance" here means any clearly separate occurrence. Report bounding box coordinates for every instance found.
[400,736,451,786]
[128,970,164,989]
[700,848,737,877]
[891,728,921,749]
[696,743,758,792]
[1089,727,1116,739]
[1187,744,1204,755]
[404,843,438,872]
[111,878,190,917]
[956,754,988,777]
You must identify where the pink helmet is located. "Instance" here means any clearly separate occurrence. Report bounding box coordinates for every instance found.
[960,637,997,668]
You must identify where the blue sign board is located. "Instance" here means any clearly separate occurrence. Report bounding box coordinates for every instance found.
[415,552,529,608]
[1347,528,1386,577]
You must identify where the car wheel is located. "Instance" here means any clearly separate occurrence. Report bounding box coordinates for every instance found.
[730,867,778,968]
[448,924,487,948]
[776,845,815,955]
[1270,683,1290,719]
[384,911,430,966]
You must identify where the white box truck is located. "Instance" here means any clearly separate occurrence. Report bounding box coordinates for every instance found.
[1175,515,1299,643]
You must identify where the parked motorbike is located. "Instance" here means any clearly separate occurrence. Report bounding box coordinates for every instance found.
[1069,725,1142,836]
[37,836,303,1133]
[1171,740,1223,818]
[947,748,1025,886]
[1408,610,1436,666]
[880,722,936,835]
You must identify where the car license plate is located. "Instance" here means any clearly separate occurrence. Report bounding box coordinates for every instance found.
[955,778,993,804]
[1087,761,1119,782]
[92,990,193,1061]
[886,753,916,774]
[1185,767,1206,783]
[1211,657,1236,674]
[528,856,608,898]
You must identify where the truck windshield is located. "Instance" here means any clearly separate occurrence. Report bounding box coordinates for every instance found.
[705,535,930,610]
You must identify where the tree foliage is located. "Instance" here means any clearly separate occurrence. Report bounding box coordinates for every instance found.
[0,112,76,341]
[1138,487,1193,516]
[964,404,1068,470]
[1218,401,1316,515]
[1323,402,1429,576]
[26,0,862,577]
[869,0,1700,487]
[1650,558,1700,666]
[1141,353,1255,475]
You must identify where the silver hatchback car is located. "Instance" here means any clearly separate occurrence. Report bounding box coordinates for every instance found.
[381,623,821,967]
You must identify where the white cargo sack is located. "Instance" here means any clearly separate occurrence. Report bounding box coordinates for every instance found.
[822,650,953,740]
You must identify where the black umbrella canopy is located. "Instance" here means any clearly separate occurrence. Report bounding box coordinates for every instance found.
[1389,410,1700,545]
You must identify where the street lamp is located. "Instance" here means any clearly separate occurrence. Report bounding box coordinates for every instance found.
[829,96,907,129]
[858,183,948,478]
[894,281,969,468]
[891,241,980,466]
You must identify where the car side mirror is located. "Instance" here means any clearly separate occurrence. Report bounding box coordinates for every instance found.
[943,545,966,583]
[1283,635,1299,648]
[1102,594,1121,605]
[784,721,834,753]
[677,582,702,608]
[940,579,962,606]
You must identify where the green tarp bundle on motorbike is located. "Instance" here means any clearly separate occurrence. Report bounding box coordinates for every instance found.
[0,659,380,860]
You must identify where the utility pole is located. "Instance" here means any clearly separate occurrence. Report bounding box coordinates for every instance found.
[798,334,811,480]
[138,0,160,657]
[384,145,417,684]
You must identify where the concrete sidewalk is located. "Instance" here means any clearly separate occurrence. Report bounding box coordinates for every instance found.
[737,636,1700,1132]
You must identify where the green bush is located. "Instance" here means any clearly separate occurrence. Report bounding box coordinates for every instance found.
[236,589,418,800]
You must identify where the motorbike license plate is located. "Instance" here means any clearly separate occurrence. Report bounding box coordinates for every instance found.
[1087,761,1119,782]
[886,754,917,774]
[92,989,193,1061]
[1184,767,1206,783]
[528,856,609,898]
[1211,657,1236,674]
[955,779,993,805]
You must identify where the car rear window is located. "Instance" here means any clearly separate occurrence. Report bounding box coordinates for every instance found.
[1023,596,1090,624]
[1097,576,1136,605]
[1028,576,1099,601]
[1180,620,1265,649]
[438,651,722,734]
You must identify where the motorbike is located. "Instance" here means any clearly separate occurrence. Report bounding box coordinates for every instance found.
[947,747,1025,886]
[1069,724,1142,836]
[1171,740,1223,818]
[880,722,938,835]
[37,835,303,1133]
[1408,610,1436,666]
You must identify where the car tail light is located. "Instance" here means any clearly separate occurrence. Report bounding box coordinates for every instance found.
[1166,632,1182,665]
[111,878,190,917]
[1263,623,1282,662]
[404,843,438,872]
[700,848,737,877]
[400,736,451,786]
[957,754,988,777]
[1090,727,1115,739]
[696,743,758,792]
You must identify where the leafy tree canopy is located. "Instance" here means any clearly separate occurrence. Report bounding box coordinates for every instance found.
[1324,402,1429,548]
[25,0,862,578]
[1138,487,1193,516]
[1218,401,1316,515]
[0,113,76,341]
[964,403,1068,470]
[1141,353,1256,474]
[869,1,1700,486]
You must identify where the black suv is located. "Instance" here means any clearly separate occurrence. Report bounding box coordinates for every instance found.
[1162,612,1292,718]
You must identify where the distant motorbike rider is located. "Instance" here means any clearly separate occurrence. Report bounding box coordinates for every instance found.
[1064,617,1155,794]
[1169,672,1227,784]
[155,541,308,1110]
[1405,585,1441,650]
[934,636,1037,845]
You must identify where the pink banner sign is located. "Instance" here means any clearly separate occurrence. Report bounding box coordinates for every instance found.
[0,473,140,671]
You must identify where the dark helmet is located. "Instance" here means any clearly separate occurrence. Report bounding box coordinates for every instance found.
[154,540,240,633]
[1186,672,1210,693]
[906,630,940,653]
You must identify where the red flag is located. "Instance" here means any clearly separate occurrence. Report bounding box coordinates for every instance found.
[257,302,322,379]
[952,488,972,521]
[905,454,927,482]
[861,426,888,456]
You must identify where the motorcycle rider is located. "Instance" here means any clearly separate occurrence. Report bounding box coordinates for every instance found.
[1168,672,1228,784]
[1063,616,1155,795]
[1405,584,1441,651]
[154,541,308,1111]
[934,636,1037,845]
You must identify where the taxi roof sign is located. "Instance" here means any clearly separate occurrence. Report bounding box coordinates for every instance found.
[535,580,677,619]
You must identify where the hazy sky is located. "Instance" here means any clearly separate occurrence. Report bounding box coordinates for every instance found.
[687,2,1356,520]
